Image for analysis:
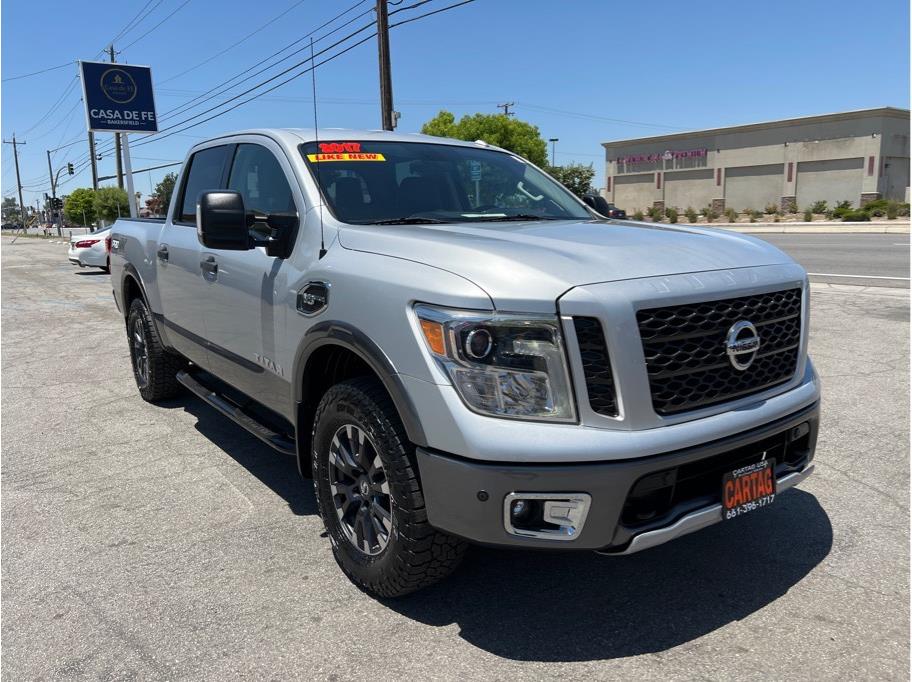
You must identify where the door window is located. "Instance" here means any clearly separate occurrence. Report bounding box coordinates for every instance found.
[177,145,230,223]
[228,144,296,214]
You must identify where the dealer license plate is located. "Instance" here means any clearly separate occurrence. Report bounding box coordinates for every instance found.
[721,458,776,521]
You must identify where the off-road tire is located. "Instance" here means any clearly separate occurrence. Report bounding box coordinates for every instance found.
[126,297,185,402]
[312,377,467,597]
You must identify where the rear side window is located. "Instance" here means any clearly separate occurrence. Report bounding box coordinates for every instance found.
[177,145,229,223]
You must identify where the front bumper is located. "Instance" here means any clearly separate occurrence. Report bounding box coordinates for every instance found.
[417,401,819,551]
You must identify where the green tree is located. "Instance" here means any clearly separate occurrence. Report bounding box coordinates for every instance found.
[64,188,97,226]
[2,196,21,223]
[94,186,130,222]
[544,163,595,198]
[153,172,177,217]
[420,110,549,167]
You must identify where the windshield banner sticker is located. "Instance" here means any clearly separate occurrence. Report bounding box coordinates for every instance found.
[308,141,385,162]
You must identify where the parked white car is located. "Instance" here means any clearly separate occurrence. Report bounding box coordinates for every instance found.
[68,227,112,272]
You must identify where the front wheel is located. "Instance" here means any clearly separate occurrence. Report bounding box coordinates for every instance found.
[312,378,466,597]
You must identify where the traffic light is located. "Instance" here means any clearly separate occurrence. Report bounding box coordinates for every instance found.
[67,162,74,175]
[53,197,64,210]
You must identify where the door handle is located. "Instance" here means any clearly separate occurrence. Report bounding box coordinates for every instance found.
[200,255,218,276]
[157,245,169,261]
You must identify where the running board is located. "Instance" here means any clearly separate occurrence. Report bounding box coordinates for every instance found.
[176,370,296,456]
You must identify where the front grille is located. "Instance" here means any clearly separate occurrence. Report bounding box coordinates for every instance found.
[637,288,802,415]
[573,317,618,417]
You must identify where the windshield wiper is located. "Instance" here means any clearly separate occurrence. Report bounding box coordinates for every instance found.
[471,214,565,222]
[365,216,450,225]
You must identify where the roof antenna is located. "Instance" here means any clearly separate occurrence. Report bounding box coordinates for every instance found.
[310,37,327,259]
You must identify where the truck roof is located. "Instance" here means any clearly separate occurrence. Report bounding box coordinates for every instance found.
[199,128,505,152]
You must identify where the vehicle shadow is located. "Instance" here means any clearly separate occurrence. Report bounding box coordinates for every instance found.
[160,395,317,517]
[74,270,108,276]
[156,394,831,662]
[384,489,832,662]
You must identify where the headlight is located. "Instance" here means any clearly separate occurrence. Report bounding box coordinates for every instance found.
[415,304,576,422]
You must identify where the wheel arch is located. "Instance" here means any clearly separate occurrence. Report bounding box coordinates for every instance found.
[121,264,171,348]
[293,321,428,477]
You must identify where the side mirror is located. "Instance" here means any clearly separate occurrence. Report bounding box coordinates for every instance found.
[197,191,251,250]
[582,193,611,217]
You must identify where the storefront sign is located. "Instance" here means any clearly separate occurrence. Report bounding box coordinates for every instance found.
[618,149,707,164]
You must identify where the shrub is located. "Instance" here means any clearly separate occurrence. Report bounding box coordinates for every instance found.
[886,202,899,219]
[666,207,678,223]
[764,203,779,215]
[647,205,664,222]
[810,200,827,214]
[702,205,717,222]
[685,206,698,223]
[841,209,871,222]
[803,208,813,222]
[751,209,762,220]
[898,203,910,217]
[863,198,889,216]
[724,207,738,223]
[824,209,835,220]
[832,204,854,219]
[773,215,781,222]
[835,200,852,210]
[633,209,644,221]
[785,199,798,214]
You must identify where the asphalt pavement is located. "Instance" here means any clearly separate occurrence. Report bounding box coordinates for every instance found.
[753,233,910,287]
[1,237,909,680]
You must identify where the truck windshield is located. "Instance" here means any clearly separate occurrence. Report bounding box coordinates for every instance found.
[300,140,593,225]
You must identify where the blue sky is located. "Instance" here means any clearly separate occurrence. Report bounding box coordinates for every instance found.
[2,0,909,207]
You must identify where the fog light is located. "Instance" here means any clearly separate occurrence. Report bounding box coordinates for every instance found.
[511,499,529,518]
[503,493,591,541]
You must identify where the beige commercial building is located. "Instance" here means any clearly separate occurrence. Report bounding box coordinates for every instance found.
[602,107,910,214]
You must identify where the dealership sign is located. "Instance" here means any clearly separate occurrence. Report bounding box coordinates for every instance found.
[79,61,158,134]
[618,148,707,164]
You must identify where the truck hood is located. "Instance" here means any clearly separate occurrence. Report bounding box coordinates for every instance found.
[338,219,795,311]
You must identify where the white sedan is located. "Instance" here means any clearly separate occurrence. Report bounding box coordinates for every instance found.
[68,227,112,273]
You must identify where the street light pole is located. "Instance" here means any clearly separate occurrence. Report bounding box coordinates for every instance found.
[549,138,559,166]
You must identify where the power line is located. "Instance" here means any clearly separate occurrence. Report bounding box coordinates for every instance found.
[61,0,379,169]
[387,0,476,28]
[132,30,378,148]
[156,0,329,85]
[121,0,194,51]
[2,61,73,83]
[158,1,373,122]
[20,76,79,135]
[107,0,162,46]
[516,102,686,131]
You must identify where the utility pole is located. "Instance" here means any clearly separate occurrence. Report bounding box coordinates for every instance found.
[46,150,59,235]
[497,102,515,117]
[376,0,395,131]
[549,138,559,166]
[3,135,27,229]
[108,45,124,189]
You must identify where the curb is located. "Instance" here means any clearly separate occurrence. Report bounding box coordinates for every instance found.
[716,222,909,234]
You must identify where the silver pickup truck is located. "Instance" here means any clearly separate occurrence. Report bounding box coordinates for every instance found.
[111,129,819,597]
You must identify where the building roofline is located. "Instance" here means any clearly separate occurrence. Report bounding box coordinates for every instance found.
[602,107,910,148]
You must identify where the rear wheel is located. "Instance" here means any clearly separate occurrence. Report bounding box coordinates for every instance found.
[312,377,466,597]
[126,297,185,402]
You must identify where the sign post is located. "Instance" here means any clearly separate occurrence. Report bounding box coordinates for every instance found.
[79,61,158,219]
